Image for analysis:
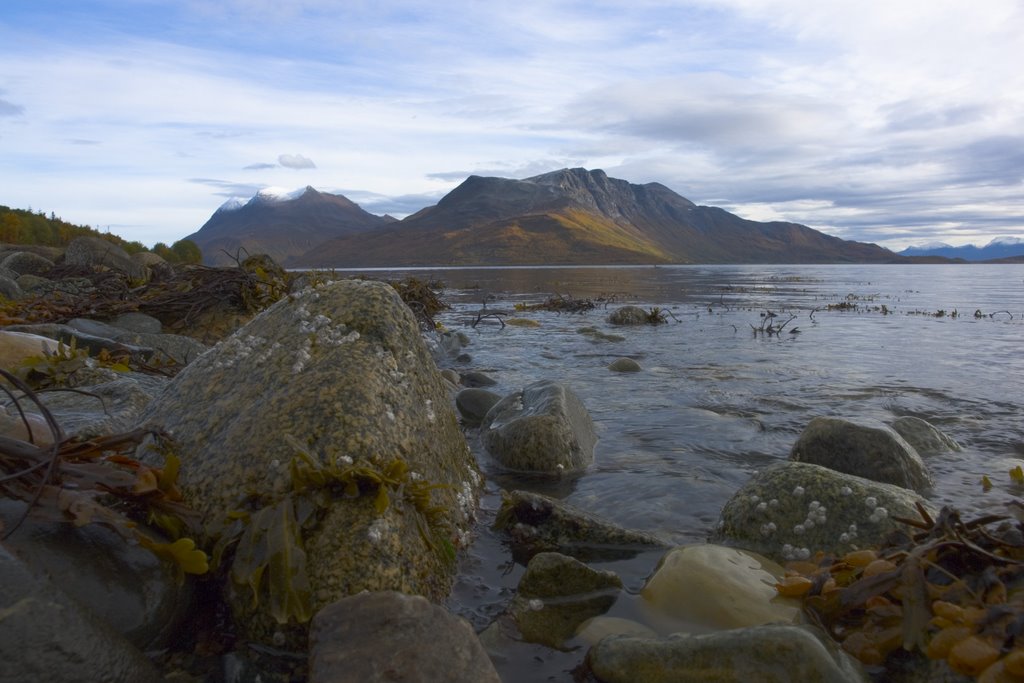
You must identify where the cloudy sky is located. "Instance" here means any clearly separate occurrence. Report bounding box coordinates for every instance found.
[1,0,1022,251]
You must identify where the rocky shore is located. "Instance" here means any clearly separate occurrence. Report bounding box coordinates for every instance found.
[0,240,1009,682]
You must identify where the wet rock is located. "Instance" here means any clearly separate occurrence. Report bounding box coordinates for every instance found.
[0,250,54,276]
[511,552,622,649]
[440,368,460,386]
[63,235,147,281]
[577,326,625,342]
[455,388,502,426]
[639,544,799,632]
[587,624,866,683]
[0,544,162,683]
[496,490,668,563]
[711,461,934,565]
[309,591,500,683]
[0,330,61,372]
[790,416,932,493]
[506,317,540,327]
[481,380,596,473]
[460,370,497,387]
[139,279,481,646]
[608,357,641,372]
[574,616,657,646]
[0,499,192,650]
[891,416,961,455]
[607,306,651,325]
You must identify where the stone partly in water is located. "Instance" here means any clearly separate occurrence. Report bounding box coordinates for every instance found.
[577,326,625,343]
[495,490,668,563]
[0,545,163,683]
[607,306,652,326]
[574,616,658,647]
[138,279,482,646]
[608,357,642,372]
[711,461,934,565]
[510,551,623,649]
[481,380,597,473]
[790,416,932,494]
[308,591,500,683]
[587,624,866,683]
[639,544,800,633]
[891,416,962,455]
[459,370,497,387]
[455,388,502,426]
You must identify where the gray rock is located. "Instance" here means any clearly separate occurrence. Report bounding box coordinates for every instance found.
[15,273,51,291]
[608,357,641,372]
[111,312,163,334]
[31,373,168,439]
[0,250,54,276]
[511,551,622,649]
[460,370,497,387]
[0,544,162,683]
[496,490,668,563]
[711,461,934,564]
[577,327,626,342]
[587,624,866,683]
[309,591,500,683]
[131,251,174,282]
[0,273,22,300]
[455,388,501,426]
[440,368,460,385]
[138,279,481,646]
[607,306,651,325]
[11,319,207,366]
[0,499,191,650]
[891,416,961,455]
[790,416,932,493]
[482,380,596,473]
[63,235,147,281]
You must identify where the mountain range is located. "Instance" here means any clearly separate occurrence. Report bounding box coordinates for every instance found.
[186,168,901,267]
[898,237,1024,262]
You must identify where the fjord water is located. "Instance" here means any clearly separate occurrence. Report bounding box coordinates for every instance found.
[362,263,1024,679]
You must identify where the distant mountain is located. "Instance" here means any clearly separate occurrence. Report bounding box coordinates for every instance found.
[899,237,1024,262]
[185,186,394,266]
[297,168,898,266]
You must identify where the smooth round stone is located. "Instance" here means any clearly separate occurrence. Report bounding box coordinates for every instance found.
[640,544,800,632]
[574,616,657,646]
[0,331,62,372]
[608,357,641,372]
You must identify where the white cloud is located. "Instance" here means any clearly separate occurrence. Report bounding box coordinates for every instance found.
[277,153,316,169]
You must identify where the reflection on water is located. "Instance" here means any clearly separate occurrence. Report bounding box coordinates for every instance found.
[349,264,1024,681]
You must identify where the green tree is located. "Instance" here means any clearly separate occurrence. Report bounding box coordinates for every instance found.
[170,239,202,264]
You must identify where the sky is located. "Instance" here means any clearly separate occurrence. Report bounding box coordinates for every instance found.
[1,0,1022,252]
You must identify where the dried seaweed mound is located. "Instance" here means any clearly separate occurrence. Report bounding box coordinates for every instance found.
[778,501,1024,681]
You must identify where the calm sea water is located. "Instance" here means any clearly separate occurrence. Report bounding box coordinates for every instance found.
[350,264,1024,681]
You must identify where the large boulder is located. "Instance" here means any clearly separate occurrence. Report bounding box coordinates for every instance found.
[0,544,162,683]
[62,235,147,281]
[138,279,482,645]
[711,461,934,564]
[0,330,61,372]
[639,544,800,633]
[790,416,932,493]
[481,380,596,473]
[309,591,500,683]
[0,250,54,276]
[587,624,866,683]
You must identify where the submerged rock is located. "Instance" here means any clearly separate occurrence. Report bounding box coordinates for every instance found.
[891,416,961,455]
[587,624,866,683]
[608,357,642,372]
[711,461,933,564]
[481,380,596,473]
[790,416,932,493]
[138,279,482,646]
[639,544,799,633]
[309,591,499,683]
[511,552,623,649]
[495,490,668,563]
[607,306,651,325]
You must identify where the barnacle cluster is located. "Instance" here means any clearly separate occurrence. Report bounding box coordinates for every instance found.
[776,502,1024,681]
